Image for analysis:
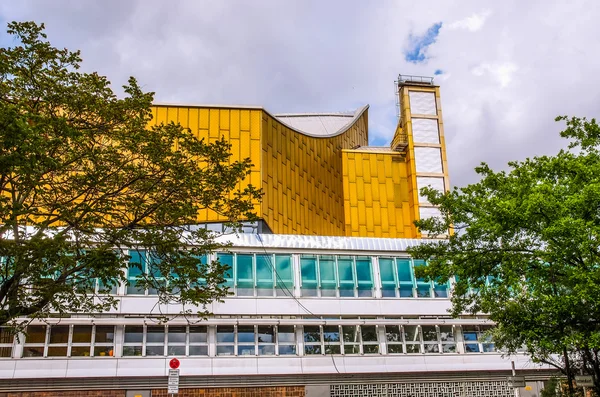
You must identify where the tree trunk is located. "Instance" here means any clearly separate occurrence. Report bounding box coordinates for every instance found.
[564,348,575,396]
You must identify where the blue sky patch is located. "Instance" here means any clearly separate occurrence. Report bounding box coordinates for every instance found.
[405,22,442,64]
[434,69,443,75]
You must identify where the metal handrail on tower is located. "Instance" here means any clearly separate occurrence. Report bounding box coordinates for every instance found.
[397,74,434,86]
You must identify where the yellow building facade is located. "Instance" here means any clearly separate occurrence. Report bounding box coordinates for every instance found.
[149,76,449,238]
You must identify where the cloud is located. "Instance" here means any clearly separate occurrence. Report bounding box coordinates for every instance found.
[405,22,443,64]
[447,10,491,32]
[472,62,518,87]
[0,0,599,190]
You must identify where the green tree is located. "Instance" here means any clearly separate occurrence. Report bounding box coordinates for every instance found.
[0,22,261,328]
[409,116,600,396]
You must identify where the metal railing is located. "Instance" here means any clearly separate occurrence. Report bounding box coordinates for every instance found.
[397,74,434,86]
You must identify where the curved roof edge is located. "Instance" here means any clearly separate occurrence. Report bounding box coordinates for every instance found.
[152,102,369,139]
[272,105,369,138]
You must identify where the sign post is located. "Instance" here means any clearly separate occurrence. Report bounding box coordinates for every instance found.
[168,358,180,396]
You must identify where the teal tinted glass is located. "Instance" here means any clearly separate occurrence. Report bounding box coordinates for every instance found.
[217,253,234,287]
[128,250,144,277]
[236,254,254,287]
[356,257,373,287]
[396,259,412,282]
[275,255,293,287]
[434,282,448,298]
[399,284,413,297]
[337,257,354,289]
[147,253,162,278]
[413,259,427,282]
[379,258,396,283]
[301,256,318,287]
[256,255,273,287]
[319,256,337,290]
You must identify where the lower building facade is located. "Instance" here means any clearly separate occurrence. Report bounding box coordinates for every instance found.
[0,234,553,396]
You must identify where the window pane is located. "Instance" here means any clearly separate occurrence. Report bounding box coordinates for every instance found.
[322,326,340,343]
[146,327,165,343]
[256,255,273,288]
[217,326,234,343]
[463,327,478,341]
[72,325,92,343]
[168,327,186,343]
[363,345,379,354]
[385,326,401,342]
[319,256,337,290]
[95,326,115,343]
[49,326,69,344]
[399,283,414,297]
[356,257,373,287]
[0,328,13,344]
[238,345,255,355]
[217,253,234,288]
[482,343,496,352]
[277,326,295,343]
[94,345,114,357]
[0,346,12,358]
[342,326,360,343]
[26,326,46,344]
[465,343,480,353]
[337,257,355,289]
[396,259,412,282]
[128,250,145,277]
[275,255,293,290]
[236,254,254,288]
[258,345,275,355]
[189,345,208,356]
[442,344,456,353]
[421,326,438,342]
[361,326,378,342]
[258,326,274,343]
[301,257,317,282]
[417,284,431,298]
[70,346,91,357]
[303,326,321,343]
[238,325,255,343]
[167,345,186,356]
[279,345,296,355]
[146,345,164,356]
[217,345,234,356]
[304,345,322,355]
[424,343,439,353]
[47,346,67,356]
[388,344,403,354]
[124,326,143,343]
[439,326,454,342]
[405,344,421,353]
[123,346,142,356]
[189,326,208,343]
[379,259,396,283]
[324,345,340,354]
[147,253,162,278]
[344,345,360,354]
[403,326,420,343]
[434,283,448,298]
[23,346,44,357]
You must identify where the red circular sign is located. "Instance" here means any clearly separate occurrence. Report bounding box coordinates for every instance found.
[169,358,180,369]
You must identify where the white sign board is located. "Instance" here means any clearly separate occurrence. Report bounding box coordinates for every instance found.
[168,369,180,394]
[576,375,594,387]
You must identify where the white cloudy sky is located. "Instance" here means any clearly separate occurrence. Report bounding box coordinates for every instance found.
[1,0,599,187]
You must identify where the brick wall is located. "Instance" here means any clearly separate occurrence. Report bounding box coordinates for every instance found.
[6,391,125,397]
[152,386,305,397]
